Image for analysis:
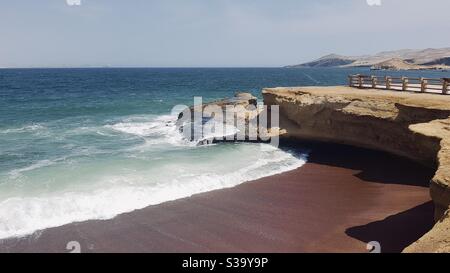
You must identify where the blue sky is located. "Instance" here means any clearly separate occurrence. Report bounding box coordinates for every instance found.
[1,0,449,67]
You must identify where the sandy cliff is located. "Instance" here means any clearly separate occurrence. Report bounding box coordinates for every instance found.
[262,86,450,252]
[287,47,450,70]
[370,58,449,71]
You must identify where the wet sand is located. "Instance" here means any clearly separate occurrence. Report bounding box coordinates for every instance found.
[0,143,435,253]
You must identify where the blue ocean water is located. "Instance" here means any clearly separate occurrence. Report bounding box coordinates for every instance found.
[0,67,449,238]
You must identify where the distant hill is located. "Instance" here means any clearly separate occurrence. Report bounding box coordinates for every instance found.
[287,48,450,70]
[285,54,355,68]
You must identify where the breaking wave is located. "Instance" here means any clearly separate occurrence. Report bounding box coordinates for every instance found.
[0,114,307,239]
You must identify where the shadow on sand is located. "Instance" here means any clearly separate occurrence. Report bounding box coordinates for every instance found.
[280,140,436,252]
[281,140,435,187]
[345,201,435,253]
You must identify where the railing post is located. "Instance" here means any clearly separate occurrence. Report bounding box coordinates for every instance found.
[443,78,449,95]
[402,77,409,91]
[371,76,377,88]
[385,76,391,90]
[420,78,427,93]
[348,75,448,94]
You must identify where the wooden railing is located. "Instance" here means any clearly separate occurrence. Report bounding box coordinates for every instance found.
[349,74,450,95]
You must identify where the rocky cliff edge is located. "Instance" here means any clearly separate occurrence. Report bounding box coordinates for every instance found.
[262,86,450,253]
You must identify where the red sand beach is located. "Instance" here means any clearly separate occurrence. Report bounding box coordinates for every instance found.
[0,143,435,253]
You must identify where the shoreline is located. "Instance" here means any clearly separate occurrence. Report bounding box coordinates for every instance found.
[0,142,435,253]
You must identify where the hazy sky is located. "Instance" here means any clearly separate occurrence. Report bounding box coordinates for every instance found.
[1,0,449,67]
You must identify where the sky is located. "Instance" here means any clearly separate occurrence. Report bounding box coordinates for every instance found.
[0,0,449,67]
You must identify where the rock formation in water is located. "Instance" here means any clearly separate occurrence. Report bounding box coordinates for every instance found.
[262,86,450,253]
[176,92,265,145]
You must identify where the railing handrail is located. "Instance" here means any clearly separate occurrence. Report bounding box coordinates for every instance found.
[349,74,450,95]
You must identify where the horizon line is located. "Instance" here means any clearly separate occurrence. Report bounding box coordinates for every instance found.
[0,66,290,69]
[0,66,368,70]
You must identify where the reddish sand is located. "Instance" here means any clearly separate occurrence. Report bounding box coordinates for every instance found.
[0,143,435,253]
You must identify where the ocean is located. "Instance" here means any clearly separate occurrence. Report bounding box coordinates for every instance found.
[0,67,449,239]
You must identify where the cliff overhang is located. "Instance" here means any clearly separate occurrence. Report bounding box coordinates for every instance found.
[262,86,450,253]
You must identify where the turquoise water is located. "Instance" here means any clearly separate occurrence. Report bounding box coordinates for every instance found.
[0,67,449,239]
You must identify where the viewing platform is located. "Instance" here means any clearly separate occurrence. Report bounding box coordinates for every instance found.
[349,74,450,95]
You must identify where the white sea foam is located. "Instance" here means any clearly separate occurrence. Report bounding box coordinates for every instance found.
[107,114,244,147]
[0,114,308,239]
[6,147,108,180]
[199,123,240,143]
[107,115,176,136]
[106,115,193,147]
[8,159,60,179]
[0,124,47,135]
[0,144,307,239]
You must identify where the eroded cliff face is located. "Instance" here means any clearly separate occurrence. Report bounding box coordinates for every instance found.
[262,86,450,253]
